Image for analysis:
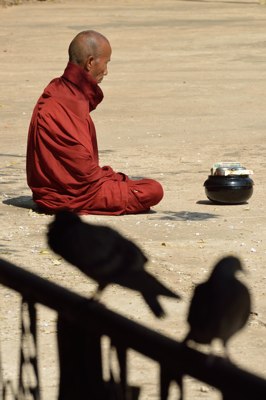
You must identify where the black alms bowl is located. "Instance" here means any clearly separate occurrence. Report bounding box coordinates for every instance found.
[204,175,254,204]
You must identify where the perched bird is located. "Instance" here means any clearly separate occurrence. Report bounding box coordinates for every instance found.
[47,211,180,318]
[184,256,251,356]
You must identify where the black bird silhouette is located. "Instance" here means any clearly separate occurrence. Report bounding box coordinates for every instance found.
[47,211,180,318]
[184,256,251,356]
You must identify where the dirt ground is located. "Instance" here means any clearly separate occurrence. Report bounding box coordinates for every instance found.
[0,0,266,398]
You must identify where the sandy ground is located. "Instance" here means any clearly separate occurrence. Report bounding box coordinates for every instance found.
[0,0,266,398]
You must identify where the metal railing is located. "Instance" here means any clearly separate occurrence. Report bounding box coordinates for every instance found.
[0,257,266,399]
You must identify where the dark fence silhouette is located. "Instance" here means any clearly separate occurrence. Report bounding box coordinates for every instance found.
[0,257,266,399]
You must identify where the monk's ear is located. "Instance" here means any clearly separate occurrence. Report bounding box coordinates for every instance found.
[85,56,94,71]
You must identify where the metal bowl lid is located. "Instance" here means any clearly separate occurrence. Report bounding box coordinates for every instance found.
[210,162,253,176]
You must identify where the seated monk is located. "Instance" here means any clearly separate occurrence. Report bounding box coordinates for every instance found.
[26,30,163,215]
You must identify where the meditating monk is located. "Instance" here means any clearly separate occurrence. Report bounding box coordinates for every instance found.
[26,30,163,215]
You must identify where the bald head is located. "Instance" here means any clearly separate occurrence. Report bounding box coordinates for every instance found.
[68,30,110,67]
[68,30,112,84]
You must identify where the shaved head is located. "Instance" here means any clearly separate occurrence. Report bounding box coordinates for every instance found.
[68,30,111,67]
[68,30,112,83]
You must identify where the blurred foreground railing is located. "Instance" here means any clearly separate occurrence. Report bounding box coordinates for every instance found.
[0,257,266,399]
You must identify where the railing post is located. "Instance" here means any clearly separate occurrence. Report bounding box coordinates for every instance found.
[57,315,106,400]
[18,300,40,400]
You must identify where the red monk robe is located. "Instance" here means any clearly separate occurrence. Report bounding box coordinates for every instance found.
[26,62,163,215]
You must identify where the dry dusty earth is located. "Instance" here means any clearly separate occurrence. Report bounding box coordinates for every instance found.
[0,0,266,398]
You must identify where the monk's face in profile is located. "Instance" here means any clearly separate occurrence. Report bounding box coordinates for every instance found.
[88,40,112,84]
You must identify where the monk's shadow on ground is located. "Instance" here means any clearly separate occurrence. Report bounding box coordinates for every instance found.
[2,196,38,210]
[2,197,219,221]
[152,210,219,221]
[0,153,25,158]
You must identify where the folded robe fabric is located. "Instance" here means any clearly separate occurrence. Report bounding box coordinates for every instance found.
[26,62,163,215]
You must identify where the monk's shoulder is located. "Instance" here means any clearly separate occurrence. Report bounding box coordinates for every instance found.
[37,89,89,121]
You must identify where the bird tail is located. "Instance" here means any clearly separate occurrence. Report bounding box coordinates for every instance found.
[117,271,181,318]
[118,271,181,299]
[142,293,166,318]
[142,272,181,299]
